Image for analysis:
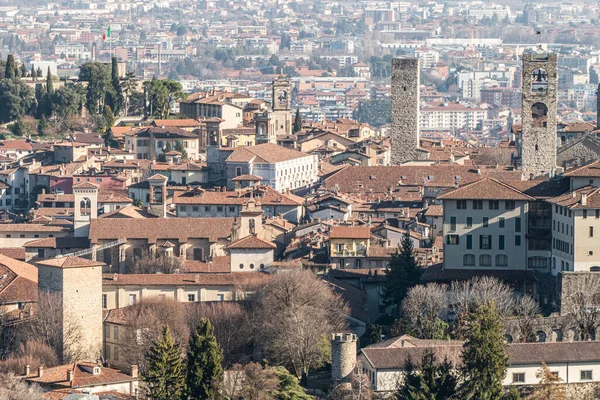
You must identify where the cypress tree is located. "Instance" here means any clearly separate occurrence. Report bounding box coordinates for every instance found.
[111,57,123,115]
[459,302,509,400]
[384,232,422,316]
[186,319,223,400]
[293,108,302,133]
[5,54,15,79]
[20,62,27,78]
[36,66,43,79]
[46,67,53,93]
[142,326,186,400]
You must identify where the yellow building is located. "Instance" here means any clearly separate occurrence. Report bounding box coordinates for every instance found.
[329,225,371,269]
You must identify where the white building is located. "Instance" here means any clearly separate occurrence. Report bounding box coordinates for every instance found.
[420,103,487,130]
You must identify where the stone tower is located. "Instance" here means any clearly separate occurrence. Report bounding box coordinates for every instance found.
[36,256,105,362]
[257,76,292,144]
[74,182,99,238]
[147,174,168,217]
[330,333,357,390]
[520,49,558,178]
[391,57,420,164]
[596,83,600,130]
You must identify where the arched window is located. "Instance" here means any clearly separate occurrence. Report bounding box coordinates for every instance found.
[249,218,255,234]
[479,254,492,267]
[260,263,265,269]
[495,254,508,267]
[80,198,91,216]
[463,254,475,266]
[239,264,244,269]
[250,264,254,269]
[531,102,548,127]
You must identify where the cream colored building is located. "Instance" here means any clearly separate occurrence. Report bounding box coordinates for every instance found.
[439,179,534,270]
[547,186,600,275]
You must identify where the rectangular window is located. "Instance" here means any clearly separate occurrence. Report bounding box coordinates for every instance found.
[446,235,459,245]
[102,294,107,309]
[105,345,111,360]
[466,235,472,250]
[473,200,483,209]
[489,200,499,210]
[192,206,199,211]
[114,346,119,361]
[499,235,505,250]
[596,210,600,219]
[38,248,45,258]
[515,217,521,233]
[581,370,593,380]
[336,243,345,252]
[515,235,521,246]
[482,217,489,227]
[590,226,594,237]
[129,294,136,306]
[113,326,119,340]
[466,217,472,228]
[505,200,515,210]
[104,324,110,339]
[217,206,223,212]
[229,207,235,212]
[499,217,505,228]
[457,200,467,209]
[205,206,210,212]
[480,235,491,250]
[512,373,525,383]
[188,294,196,302]
[450,217,456,232]
[584,210,588,219]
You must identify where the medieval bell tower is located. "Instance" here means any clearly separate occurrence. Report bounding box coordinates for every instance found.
[520,49,558,178]
[257,76,292,144]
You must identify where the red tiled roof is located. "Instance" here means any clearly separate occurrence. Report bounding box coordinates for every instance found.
[0,254,38,304]
[329,225,371,239]
[37,256,105,269]
[102,271,270,286]
[226,143,311,163]
[437,178,534,201]
[26,362,136,388]
[228,235,276,249]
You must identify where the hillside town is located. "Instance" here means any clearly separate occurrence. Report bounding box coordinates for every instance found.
[2,0,600,399]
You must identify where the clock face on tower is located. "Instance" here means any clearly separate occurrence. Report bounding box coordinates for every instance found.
[276,89,288,108]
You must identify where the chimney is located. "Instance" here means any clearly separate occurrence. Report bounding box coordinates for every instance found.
[581,193,587,206]
[130,365,139,378]
[24,365,30,376]
[38,366,44,378]
[67,369,73,383]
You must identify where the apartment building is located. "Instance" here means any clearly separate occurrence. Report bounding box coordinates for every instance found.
[124,127,201,161]
[439,179,533,270]
[420,103,487,130]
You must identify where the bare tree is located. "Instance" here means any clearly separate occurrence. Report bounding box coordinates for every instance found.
[186,302,253,366]
[450,276,515,318]
[401,283,448,339]
[329,365,373,400]
[132,254,185,274]
[512,295,541,343]
[240,362,278,400]
[24,291,84,363]
[559,274,600,341]
[120,298,190,368]
[0,340,58,375]
[252,270,348,383]
[0,373,46,400]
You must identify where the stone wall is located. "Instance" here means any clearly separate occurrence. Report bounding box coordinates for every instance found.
[511,382,600,399]
[391,58,420,164]
[520,52,558,178]
[557,135,600,169]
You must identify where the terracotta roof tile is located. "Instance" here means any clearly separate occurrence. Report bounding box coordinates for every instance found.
[228,235,276,249]
[36,256,105,269]
[563,160,600,177]
[547,185,600,209]
[102,271,270,286]
[226,143,311,164]
[330,225,371,239]
[438,178,534,201]
[26,362,136,388]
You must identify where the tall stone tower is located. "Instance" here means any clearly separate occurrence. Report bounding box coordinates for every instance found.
[37,256,105,362]
[73,182,99,238]
[330,333,357,390]
[596,83,600,130]
[520,49,558,178]
[257,76,292,144]
[147,174,168,217]
[391,58,420,164]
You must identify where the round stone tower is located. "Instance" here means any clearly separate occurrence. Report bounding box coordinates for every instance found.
[330,332,357,390]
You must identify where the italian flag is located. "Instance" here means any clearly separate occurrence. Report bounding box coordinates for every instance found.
[102,26,111,40]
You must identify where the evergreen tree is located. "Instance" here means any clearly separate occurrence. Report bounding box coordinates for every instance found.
[459,303,509,400]
[111,57,123,115]
[5,55,15,80]
[273,366,311,400]
[293,108,302,133]
[46,67,53,93]
[397,350,458,400]
[142,326,186,400]
[174,140,188,159]
[186,319,223,400]
[20,62,27,78]
[36,66,42,79]
[384,232,422,316]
